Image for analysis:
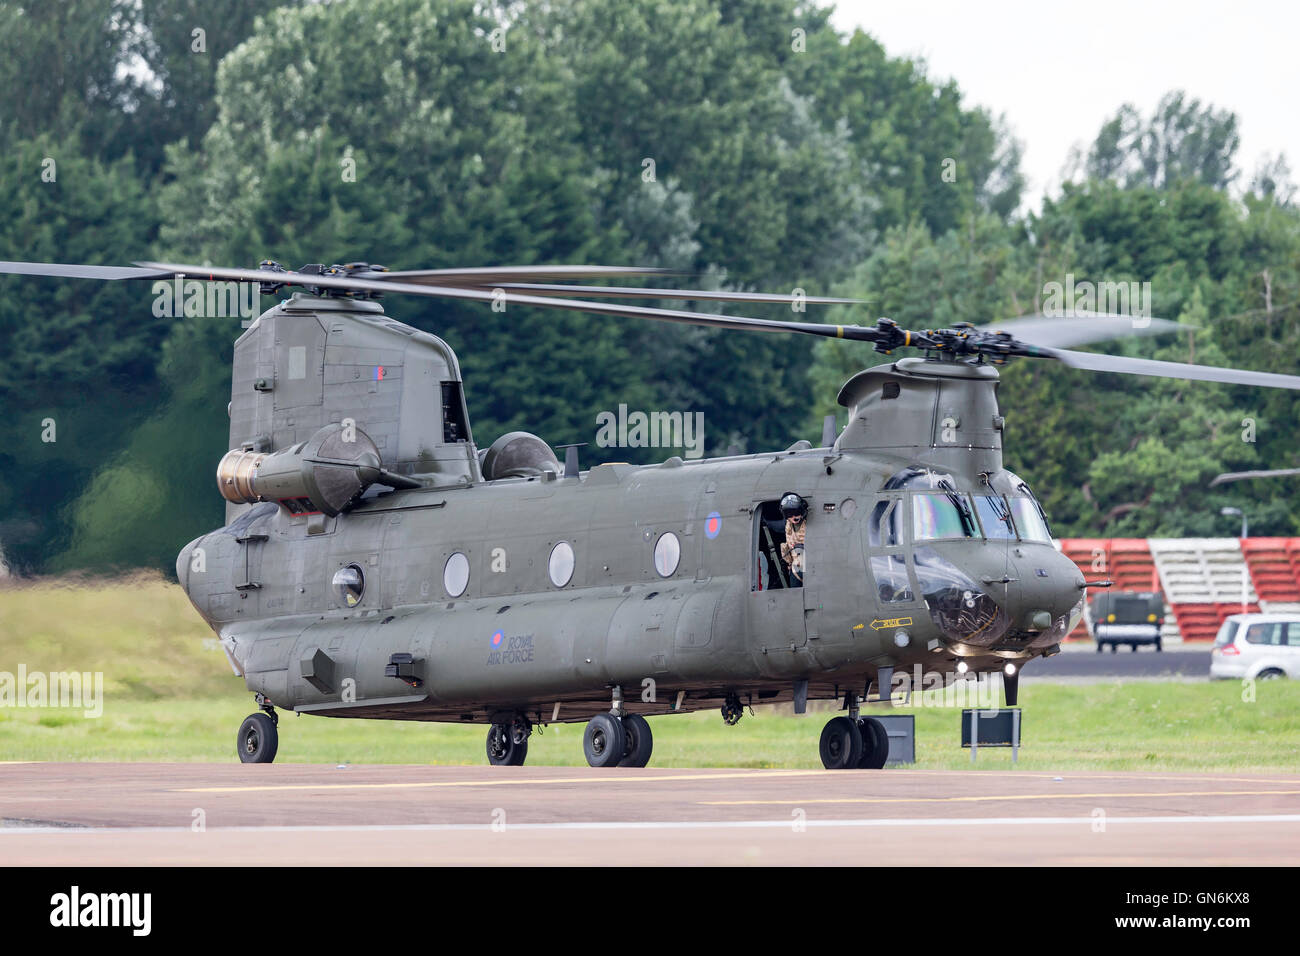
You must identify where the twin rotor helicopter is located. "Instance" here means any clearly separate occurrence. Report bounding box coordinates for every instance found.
[5,255,1298,770]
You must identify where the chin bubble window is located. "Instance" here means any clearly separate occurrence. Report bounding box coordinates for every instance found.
[332,564,365,608]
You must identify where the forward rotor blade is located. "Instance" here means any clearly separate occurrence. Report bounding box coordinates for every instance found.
[365,265,675,285]
[1209,468,1300,487]
[136,262,879,340]
[1045,347,1300,390]
[484,282,862,306]
[0,260,169,281]
[977,312,1184,348]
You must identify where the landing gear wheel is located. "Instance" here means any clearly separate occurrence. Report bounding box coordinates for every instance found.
[486,722,528,766]
[1095,642,1103,653]
[1155,637,1163,652]
[818,716,863,770]
[856,716,890,769]
[584,713,625,767]
[238,712,278,764]
[1109,643,1117,653]
[619,713,654,768]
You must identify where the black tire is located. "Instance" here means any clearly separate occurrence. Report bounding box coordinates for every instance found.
[237,712,278,764]
[486,723,528,766]
[818,716,863,770]
[1095,642,1103,653]
[1131,643,1138,652]
[1110,643,1117,653]
[584,713,626,767]
[1155,638,1163,652]
[619,713,654,768]
[1258,669,1285,681]
[857,717,890,769]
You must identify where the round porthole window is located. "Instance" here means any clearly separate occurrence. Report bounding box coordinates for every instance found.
[332,564,365,608]
[443,552,470,598]
[549,541,575,587]
[654,532,681,577]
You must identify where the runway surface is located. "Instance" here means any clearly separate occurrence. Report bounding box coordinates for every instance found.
[2,762,1297,865]
[1027,647,1209,680]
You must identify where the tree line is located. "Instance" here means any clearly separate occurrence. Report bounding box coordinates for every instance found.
[0,0,1295,574]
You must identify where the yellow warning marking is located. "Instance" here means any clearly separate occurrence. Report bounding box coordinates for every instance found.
[869,616,913,630]
[872,770,1300,785]
[173,769,831,794]
[700,788,1300,806]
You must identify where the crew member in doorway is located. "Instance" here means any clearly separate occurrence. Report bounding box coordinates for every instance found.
[779,492,808,585]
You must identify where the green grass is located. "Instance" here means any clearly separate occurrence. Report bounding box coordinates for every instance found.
[3,575,1299,770]
[1,682,1298,771]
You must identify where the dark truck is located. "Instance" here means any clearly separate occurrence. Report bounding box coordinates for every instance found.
[1089,590,1166,652]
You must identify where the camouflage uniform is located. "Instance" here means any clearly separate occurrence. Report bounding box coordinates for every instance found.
[781,515,806,580]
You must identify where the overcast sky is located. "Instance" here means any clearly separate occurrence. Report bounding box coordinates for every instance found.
[830,0,1298,203]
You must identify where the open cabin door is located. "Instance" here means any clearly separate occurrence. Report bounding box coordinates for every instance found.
[750,500,808,650]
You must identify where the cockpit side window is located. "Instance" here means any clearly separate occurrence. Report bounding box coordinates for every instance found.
[868,498,903,547]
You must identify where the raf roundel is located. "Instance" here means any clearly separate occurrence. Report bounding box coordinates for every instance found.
[705,511,722,539]
[490,629,504,650]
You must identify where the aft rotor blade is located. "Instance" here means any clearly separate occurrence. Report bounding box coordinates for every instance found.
[977,312,1184,348]
[136,262,881,340]
[365,265,676,285]
[0,260,169,281]
[1209,468,1300,487]
[1045,347,1300,390]
[485,282,862,306]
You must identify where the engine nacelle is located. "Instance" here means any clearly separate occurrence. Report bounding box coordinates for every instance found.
[217,422,385,516]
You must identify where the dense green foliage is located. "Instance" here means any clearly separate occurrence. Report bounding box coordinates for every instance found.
[0,0,1295,573]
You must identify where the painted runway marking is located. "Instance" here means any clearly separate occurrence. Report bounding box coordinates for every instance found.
[3,814,1300,835]
[172,769,830,793]
[701,788,1300,806]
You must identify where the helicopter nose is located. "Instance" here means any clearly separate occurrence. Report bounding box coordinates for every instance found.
[1006,545,1086,649]
[912,543,1084,653]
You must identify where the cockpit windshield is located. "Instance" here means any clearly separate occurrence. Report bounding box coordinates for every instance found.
[974,495,1016,539]
[1008,495,1052,541]
[1004,472,1054,542]
[912,493,977,540]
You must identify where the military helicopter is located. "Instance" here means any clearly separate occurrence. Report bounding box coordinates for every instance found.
[5,257,1300,770]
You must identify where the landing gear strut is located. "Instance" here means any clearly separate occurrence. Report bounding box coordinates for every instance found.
[721,692,744,725]
[487,715,531,766]
[238,696,279,764]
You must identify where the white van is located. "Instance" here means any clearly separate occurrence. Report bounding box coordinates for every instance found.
[1209,614,1300,680]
